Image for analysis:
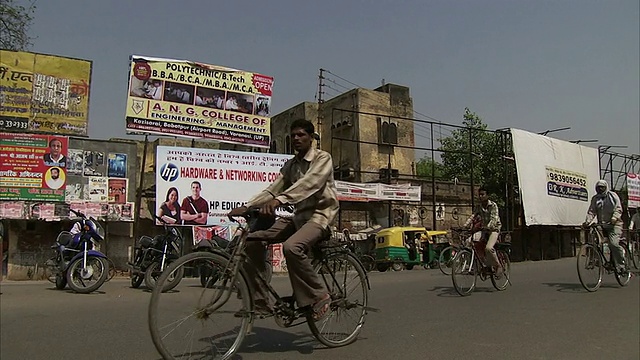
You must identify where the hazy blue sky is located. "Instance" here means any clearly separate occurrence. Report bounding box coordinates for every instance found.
[28,0,639,155]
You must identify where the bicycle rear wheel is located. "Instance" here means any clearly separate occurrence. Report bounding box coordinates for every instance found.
[630,239,640,270]
[613,247,631,287]
[438,246,456,276]
[149,252,252,360]
[308,251,368,348]
[491,249,511,291]
[451,250,477,296]
[577,244,603,292]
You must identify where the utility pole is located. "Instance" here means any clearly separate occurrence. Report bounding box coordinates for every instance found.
[317,68,325,149]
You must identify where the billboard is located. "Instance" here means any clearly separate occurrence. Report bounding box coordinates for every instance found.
[0,50,92,136]
[0,132,68,201]
[155,146,292,225]
[511,128,600,226]
[125,55,274,148]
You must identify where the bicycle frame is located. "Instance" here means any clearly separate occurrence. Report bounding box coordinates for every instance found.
[199,211,370,322]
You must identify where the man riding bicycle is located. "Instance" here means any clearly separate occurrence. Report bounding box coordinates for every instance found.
[228,119,339,321]
[582,179,626,272]
[463,186,502,274]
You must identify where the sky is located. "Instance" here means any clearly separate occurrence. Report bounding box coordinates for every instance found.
[26,0,640,156]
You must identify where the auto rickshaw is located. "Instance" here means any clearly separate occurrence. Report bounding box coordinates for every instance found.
[375,227,427,271]
[419,230,450,269]
[375,227,451,271]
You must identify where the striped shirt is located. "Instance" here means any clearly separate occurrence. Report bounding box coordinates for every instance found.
[247,147,339,229]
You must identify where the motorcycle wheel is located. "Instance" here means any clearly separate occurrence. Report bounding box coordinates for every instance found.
[66,256,109,294]
[145,261,184,293]
[55,274,67,290]
[131,274,144,288]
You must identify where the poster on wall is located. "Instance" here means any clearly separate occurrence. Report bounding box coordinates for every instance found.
[66,149,84,175]
[0,133,68,201]
[124,55,274,148]
[108,178,127,203]
[83,150,104,176]
[0,202,26,218]
[511,128,600,226]
[155,146,292,226]
[107,153,127,178]
[628,173,640,209]
[65,183,84,201]
[0,50,92,136]
[84,176,108,202]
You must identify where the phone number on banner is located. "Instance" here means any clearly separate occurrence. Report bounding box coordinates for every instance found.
[547,181,588,201]
[547,171,587,187]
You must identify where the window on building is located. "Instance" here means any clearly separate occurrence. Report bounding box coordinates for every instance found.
[378,117,398,145]
[270,141,277,153]
[285,135,291,154]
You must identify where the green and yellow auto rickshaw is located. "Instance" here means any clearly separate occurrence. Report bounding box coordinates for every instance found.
[375,227,451,271]
[375,227,426,271]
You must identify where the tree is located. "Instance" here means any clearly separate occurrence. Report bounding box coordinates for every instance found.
[438,107,510,203]
[415,157,444,179]
[0,0,36,51]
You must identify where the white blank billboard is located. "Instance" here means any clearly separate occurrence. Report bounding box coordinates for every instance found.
[511,128,600,226]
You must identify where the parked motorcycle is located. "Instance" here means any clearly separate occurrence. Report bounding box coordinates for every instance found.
[44,209,109,294]
[128,215,184,292]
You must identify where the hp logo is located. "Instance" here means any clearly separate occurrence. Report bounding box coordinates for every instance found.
[160,163,179,182]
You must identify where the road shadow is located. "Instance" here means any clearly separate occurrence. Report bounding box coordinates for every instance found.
[43,287,106,295]
[238,326,317,355]
[429,285,499,297]
[542,282,622,293]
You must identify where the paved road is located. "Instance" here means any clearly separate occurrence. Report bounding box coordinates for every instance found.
[1,257,638,360]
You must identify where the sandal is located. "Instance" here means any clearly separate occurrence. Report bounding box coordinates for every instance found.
[311,294,331,321]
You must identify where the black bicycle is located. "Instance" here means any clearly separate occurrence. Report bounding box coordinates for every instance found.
[148,208,374,360]
[577,223,631,292]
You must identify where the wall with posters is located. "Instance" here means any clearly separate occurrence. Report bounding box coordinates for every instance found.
[0,50,92,136]
[125,55,274,148]
[65,137,137,221]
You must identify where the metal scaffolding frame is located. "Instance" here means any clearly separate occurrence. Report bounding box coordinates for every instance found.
[328,108,517,232]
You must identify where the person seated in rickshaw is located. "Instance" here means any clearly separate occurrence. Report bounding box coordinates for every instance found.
[463,186,503,274]
[404,233,418,261]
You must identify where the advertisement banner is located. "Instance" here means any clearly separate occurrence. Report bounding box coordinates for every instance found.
[378,183,422,202]
[0,132,67,201]
[125,55,274,148]
[334,181,378,202]
[511,128,600,226]
[156,146,292,226]
[335,180,422,202]
[627,173,640,209]
[0,50,92,136]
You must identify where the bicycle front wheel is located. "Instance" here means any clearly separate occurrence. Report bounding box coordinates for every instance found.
[577,244,603,292]
[149,252,252,360]
[308,251,368,348]
[438,246,456,276]
[491,249,511,291]
[451,249,477,296]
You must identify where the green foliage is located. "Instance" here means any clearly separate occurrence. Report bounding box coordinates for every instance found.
[415,157,444,179]
[438,107,509,204]
[0,0,37,51]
